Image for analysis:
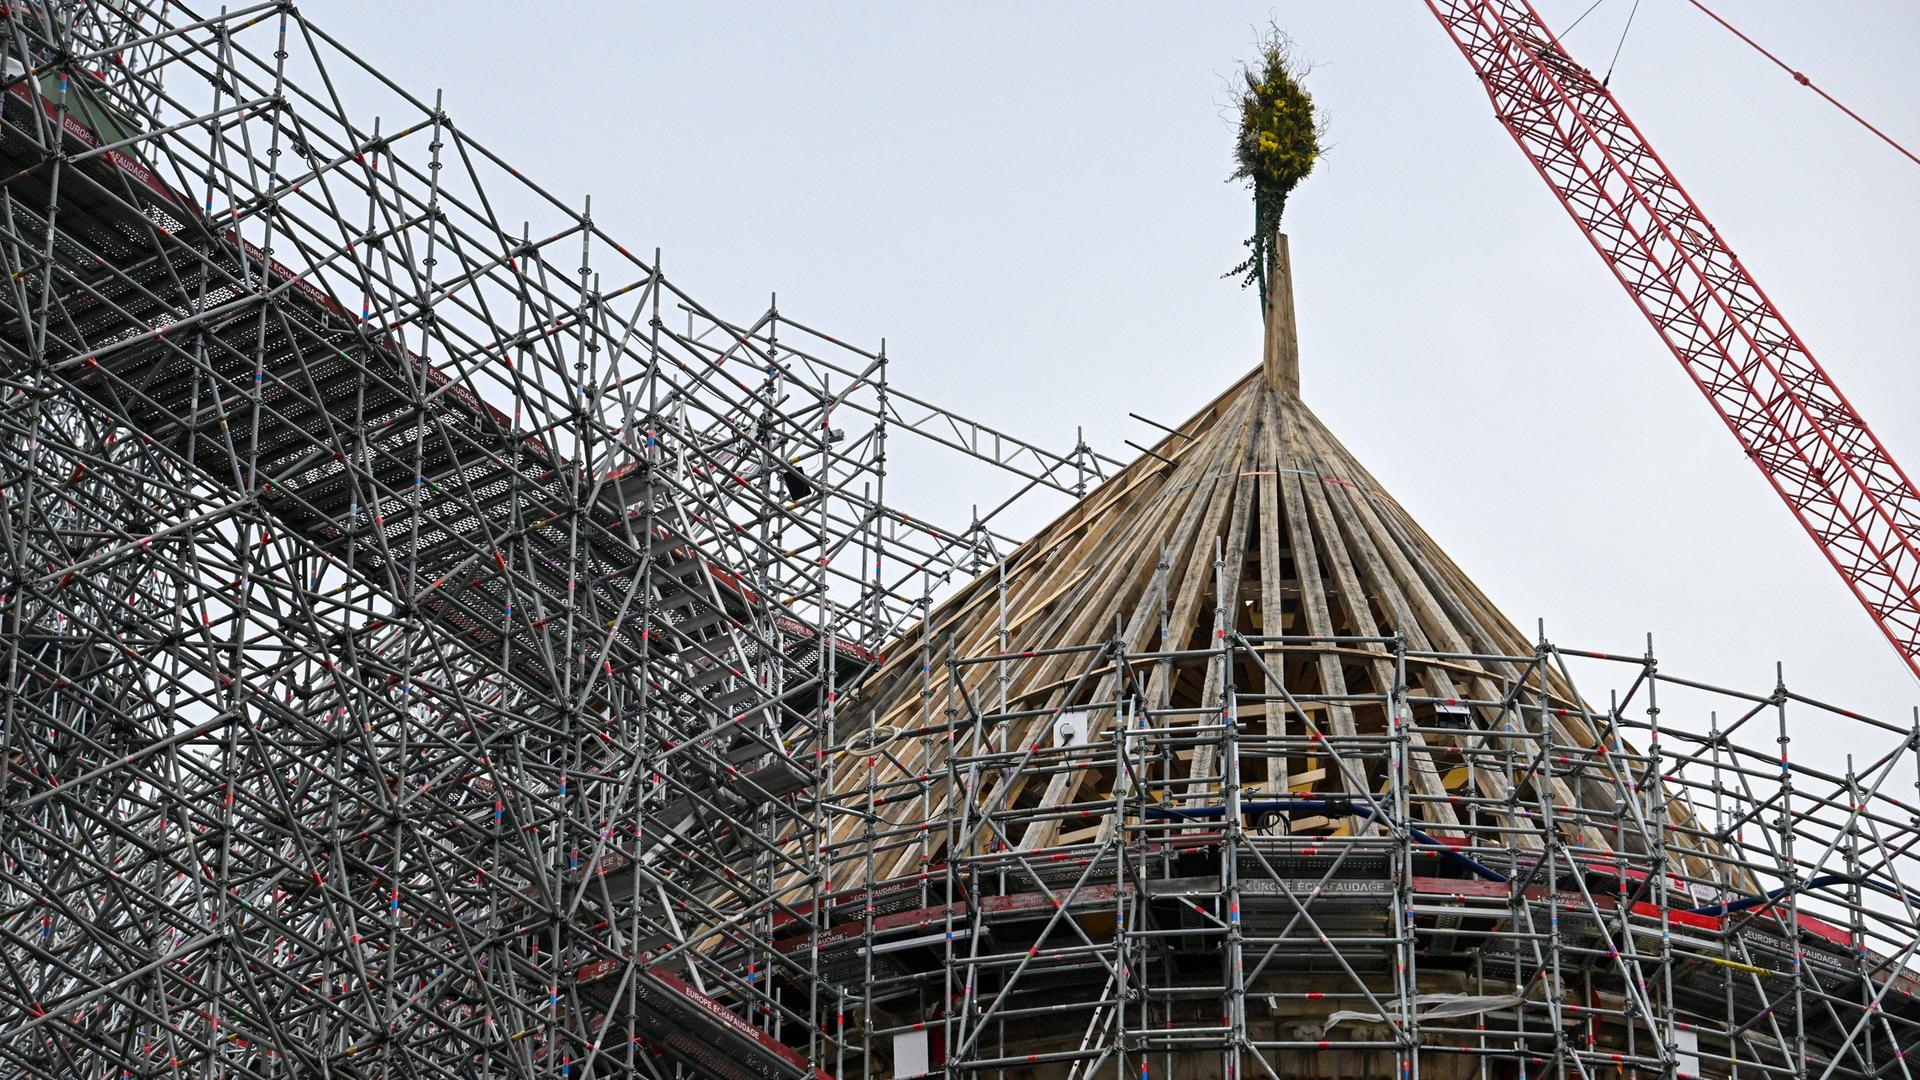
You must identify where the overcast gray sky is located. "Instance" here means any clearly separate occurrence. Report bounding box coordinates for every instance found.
[320,2,1919,753]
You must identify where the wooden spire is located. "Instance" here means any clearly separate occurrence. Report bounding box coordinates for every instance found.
[1262,233,1300,398]
[799,266,1722,891]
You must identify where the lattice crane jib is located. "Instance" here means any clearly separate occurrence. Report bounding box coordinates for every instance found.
[1426,0,1920,679]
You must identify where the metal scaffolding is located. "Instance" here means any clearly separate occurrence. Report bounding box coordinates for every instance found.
[0,2,1103,1076]
[810,631,1920,1079]
[2,3,1918,1080]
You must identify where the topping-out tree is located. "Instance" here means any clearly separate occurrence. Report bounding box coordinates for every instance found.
[1227,27,1323,308]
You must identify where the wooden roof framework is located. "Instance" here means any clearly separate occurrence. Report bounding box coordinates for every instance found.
[801,240,1715,899]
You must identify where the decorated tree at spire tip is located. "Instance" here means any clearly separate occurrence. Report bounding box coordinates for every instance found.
[1227,26,1323,306]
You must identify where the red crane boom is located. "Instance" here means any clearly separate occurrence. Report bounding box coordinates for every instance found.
[1426,0,1920,679]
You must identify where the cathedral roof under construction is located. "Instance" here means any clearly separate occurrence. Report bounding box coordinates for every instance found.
[813,241,1709,891]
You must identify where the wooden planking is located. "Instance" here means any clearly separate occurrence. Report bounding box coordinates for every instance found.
[1018,391,1262,850]
[1186,403,1266,802]
[1255,393,1292,815]
[799,368,1724,885]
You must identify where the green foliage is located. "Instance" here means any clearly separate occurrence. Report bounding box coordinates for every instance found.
[1226,28,1322,298]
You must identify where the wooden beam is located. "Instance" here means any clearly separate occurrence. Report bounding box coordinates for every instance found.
[1263,234,1301,398]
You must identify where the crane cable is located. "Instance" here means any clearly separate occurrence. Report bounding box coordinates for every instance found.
[1680,0,1920,171]
[1556,0,1644,87]
[1601,0,1643,86]
[1557,0,1612,39]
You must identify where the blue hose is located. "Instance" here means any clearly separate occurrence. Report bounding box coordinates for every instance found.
[1143,799,1902,917]
[1142,798,1510,884]
[1678,873,1901,916]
